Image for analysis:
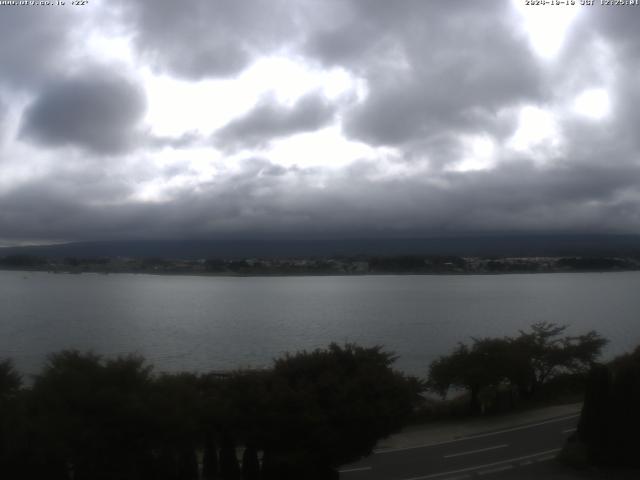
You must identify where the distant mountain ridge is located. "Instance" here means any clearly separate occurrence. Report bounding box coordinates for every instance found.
[2,234,640,260]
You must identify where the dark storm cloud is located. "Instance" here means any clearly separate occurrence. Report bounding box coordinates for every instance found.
[125,0,543,153]
[213,93,336,150]
[0,8,74,89]
[3,149,640,244]
[4,0,640,245]
[304,0,542,148]
[19,70,146,155]
[113,0,295,80]
[305,0,502,68]
[552,8,640,161]
[581,6,640,53]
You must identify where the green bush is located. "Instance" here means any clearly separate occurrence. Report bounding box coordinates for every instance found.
[0,344,422,479]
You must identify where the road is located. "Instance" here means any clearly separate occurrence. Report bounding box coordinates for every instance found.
[339,413,579,480]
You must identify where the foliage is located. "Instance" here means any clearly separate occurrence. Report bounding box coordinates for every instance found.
[368,255,465,273]
[428,338,517,413]
[427,323,607,413]
[512,322,607,395]
[0,359,21,399]
[555,257,628,271]
[0,359,24,476]
[572,346,640,467]
[0,254,46,267]
[262,343,423,472]
[28,351,156,479]
[0,344,421,479]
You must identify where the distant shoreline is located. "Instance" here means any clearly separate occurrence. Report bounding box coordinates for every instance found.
[2,266,639,278]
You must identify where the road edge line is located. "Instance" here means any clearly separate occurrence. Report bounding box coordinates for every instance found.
[398,448,561,480]
[376,413,579,454]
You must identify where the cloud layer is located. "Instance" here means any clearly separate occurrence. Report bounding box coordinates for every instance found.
[2,0,640,245]
[20,70,146,154]
[214,93,336,150]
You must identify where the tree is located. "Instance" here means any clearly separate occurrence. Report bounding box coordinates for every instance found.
[147,372,203,480]
[428,339,513,414]
[218,433,240,480]
[28,351,157,480]
[0,254,45,267]
[0,344,422,479]
[0,359,24,476]
[241,445,260,480]
[260,344,423,477]
[576,364,611,464]
[428,323,608,413]
[0,360,21,399]
[568,346,640,467]
[201,432,219,480]
[513,322,607,397]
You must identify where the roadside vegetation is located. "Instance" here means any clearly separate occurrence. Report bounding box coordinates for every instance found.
[424,323,640,470]
[0,323,626,477]
[0,344,421,480]
[561,345,640,468]
[423,322,607,418]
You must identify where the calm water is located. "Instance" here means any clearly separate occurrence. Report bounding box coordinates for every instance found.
[2,270,640,377]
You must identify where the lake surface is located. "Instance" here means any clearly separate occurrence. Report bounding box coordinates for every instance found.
[1,270,640,377]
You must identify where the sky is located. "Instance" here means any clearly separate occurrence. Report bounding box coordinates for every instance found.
[1,0,640,246]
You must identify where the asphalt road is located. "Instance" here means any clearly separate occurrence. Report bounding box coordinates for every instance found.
[339,413,579,480]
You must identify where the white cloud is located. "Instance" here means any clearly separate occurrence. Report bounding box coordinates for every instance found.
[142,72,258,137]
[3,0,640,243]
[448,135,497,172]
[511,0,582,59]
[142,56,362,139]
[508,106,562,161]
[266,126,377,169]
[573,88,611,120]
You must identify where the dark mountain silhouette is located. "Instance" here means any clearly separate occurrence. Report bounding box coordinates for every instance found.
[2,234,640,260]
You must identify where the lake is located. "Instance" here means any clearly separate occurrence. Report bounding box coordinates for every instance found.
[1,270,639,377]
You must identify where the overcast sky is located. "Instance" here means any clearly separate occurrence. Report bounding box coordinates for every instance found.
[1,0,640,246]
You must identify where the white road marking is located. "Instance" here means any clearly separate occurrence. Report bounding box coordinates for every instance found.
[338,466,372,473]
[376,414,579,454]
[562,427,576,434]
[399,448,561,480]
[478,464,513,475]
[535,454,557,462]
[443,444,508,459]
